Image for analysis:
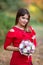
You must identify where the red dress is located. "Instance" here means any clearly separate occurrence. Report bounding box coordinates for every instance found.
[4,26,37,65]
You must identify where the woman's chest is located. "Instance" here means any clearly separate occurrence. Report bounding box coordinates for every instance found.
[13,30,33,46]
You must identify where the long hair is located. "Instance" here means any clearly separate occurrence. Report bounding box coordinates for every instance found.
[15,8,31,32]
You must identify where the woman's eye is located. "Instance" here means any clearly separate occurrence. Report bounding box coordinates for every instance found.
[22,17,28,20]
[22,17,25,19]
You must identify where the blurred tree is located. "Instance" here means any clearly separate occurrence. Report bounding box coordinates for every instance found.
[26,0,43,23]
[23,0,32,4]
[32,0,43,22]
[32,0,43,11]
[0,0,26,12]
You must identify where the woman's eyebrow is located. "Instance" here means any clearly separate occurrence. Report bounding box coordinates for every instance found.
[22,16,28,19]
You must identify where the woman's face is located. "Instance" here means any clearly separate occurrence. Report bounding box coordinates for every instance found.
[18,14,29,27]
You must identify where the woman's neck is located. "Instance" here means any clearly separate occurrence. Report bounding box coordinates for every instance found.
[15,24,25,30]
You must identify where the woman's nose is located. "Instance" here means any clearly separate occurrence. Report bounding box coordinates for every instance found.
[25,19,28,23]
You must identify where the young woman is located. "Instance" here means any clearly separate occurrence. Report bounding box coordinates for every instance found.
[4,8,37,65]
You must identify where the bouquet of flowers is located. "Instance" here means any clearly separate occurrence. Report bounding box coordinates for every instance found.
[19,40,35,56]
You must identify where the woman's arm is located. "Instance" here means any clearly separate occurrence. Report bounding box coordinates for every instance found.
[4,28,19,51]
[5,45,19,51]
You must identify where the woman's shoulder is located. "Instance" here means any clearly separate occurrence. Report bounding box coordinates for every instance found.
[7,26,18,32]
[8,26,16,33]
[6,26,17,38]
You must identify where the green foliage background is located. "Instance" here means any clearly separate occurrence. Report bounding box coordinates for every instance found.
[0,0,26,12]
[0,0,43,46]
[0,12,43,46]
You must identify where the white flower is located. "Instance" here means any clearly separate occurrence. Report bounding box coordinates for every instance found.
[19,40,36,56]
